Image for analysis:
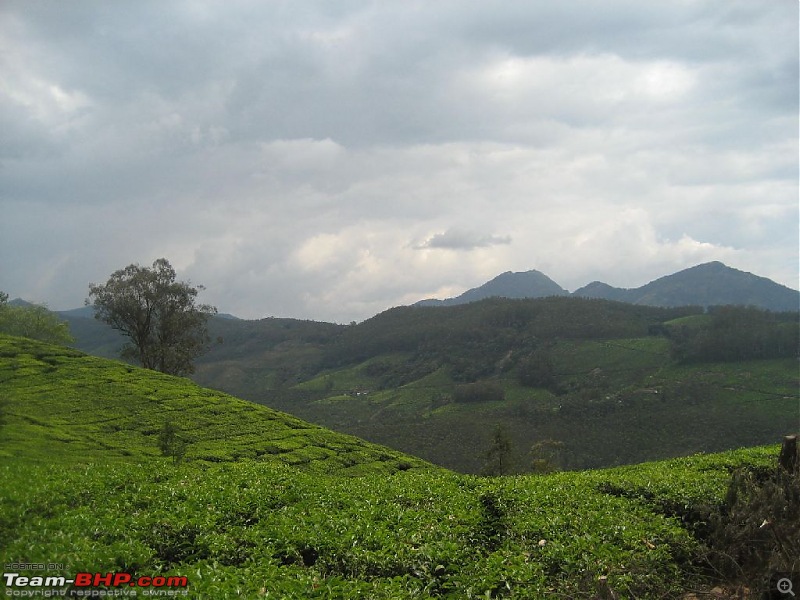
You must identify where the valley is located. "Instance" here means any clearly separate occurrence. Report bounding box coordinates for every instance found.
[189,298,798,473]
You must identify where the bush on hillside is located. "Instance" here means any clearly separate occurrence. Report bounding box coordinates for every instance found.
[453,381,505,404]
[702,451,799,595]
[517,348,559,392]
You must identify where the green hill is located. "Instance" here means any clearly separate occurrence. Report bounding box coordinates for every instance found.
[1,334,796,598]
[0,435,791,597]
[0,334,430,474]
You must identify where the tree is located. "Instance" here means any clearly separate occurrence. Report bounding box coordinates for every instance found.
[87,259,217,376]
[530,439,565,473]
[158,420,188,464]
[517,348,558,392]
[0,293,75,345]
[482,424,513,476]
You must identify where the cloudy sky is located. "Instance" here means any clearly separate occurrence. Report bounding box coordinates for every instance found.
[1,1,797,322]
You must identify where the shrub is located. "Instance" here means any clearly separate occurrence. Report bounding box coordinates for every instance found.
[703,459,799,594]
[453,381,505,404]
[158,421,189,464]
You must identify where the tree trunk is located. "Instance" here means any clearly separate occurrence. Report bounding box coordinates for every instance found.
[778,434,798,474]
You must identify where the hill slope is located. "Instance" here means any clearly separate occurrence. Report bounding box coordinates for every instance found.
[0,334,431,474]
[0,441,789,597]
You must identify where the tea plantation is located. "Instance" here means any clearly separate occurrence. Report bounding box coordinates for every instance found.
[0,334,430,474]
[0,334,791,598]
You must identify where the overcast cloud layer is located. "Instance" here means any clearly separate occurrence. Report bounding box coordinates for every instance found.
[1,1,797,322]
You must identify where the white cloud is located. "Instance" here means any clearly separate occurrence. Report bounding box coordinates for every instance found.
[417,229,512,250]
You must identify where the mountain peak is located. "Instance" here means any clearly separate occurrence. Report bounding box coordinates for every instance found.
[419,262,798,311]
[576,262,799,311]
[416,269,568,307]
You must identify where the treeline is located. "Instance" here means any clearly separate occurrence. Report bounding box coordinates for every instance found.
[667,306,799,363]
[320,299,798,390]
[322,297,700,382]
[326,296,701,362]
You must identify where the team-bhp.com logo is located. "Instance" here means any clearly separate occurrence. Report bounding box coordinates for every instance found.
[3,571,188,597]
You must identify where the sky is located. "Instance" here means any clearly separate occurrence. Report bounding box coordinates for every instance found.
[1,1,798,323]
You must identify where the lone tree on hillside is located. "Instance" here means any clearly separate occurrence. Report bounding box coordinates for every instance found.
[482,424,513,476]
[158,420,189,464]
[87,259,217,376]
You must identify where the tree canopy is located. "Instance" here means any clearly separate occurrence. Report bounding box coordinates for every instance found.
[87,258,217,375]
[0,293,74,345]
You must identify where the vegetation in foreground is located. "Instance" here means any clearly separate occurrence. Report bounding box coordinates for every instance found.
[2,446,796,599]
[1,334,797,598]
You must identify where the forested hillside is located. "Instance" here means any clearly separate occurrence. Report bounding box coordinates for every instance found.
[185,298,798,473]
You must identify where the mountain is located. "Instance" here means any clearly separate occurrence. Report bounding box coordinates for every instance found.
[416,262,798,312]
[570,280,630,302]
[8,298,35,307]
[573,261,799,311]
[57,306,240,320]
[57,305,96,318]
[416,269,568,306]
[216,312,241,320]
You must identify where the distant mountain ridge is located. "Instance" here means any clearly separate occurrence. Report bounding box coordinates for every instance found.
[416,262,799,312]
[572,262,799,311]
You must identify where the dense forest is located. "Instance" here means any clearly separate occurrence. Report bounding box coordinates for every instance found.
[667,305,799,363]
[314,298,797,388]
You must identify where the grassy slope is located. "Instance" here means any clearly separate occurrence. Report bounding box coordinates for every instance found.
[0,334,430,474]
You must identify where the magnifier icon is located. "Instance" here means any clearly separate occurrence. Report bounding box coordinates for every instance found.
[778,578,796,597]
